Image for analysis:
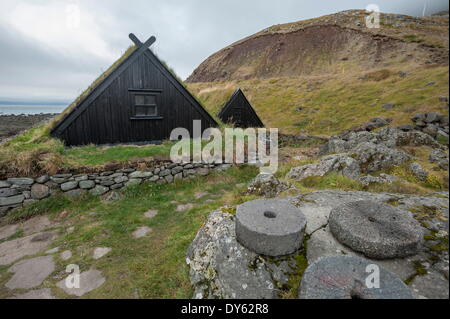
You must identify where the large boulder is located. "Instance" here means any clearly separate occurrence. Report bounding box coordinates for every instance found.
[187,211,301,299]
[409,163,429,181]
[287,154,360,181]
[358,174,398,187]
[429,149,449,170]
[31,183,50,200]
[350,142,410,173]
[187,190,449,299]
[321,127,446,157]
[247,174,291,198]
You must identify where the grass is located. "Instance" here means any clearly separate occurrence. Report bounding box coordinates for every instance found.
[0,128,176,177]
[0,165,260,299]
[188,65,449,136]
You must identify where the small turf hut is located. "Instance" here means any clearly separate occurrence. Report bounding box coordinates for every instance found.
[51,34,217,146]
[218,89,264,128]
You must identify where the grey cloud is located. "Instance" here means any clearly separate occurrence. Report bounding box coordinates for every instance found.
[0,0,448,103]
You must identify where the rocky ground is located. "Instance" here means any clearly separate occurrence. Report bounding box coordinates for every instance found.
[188,188,449,299]
[0,114,56,144]
[187,124,449,299]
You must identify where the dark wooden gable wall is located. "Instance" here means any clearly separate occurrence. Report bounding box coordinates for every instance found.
[51,35,217,146]
[218,89,264,128]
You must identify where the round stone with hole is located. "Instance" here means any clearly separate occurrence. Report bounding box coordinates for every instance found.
[329,200,423,259]
[299,255,414,299]
[236,199,307,256]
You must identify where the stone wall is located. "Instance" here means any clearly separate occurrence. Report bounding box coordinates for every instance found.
[0,162,232,217]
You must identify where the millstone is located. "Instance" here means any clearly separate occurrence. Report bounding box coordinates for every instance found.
[236,199,306,257]
[329,200,423,259]
[299,255,414,299]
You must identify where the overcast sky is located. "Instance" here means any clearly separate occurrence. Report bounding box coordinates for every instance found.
[0,0,448,104]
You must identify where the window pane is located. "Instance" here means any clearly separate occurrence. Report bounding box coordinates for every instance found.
[135,95,145,105]
[146,105,157,116]
[144,95,156,105]
[135,105,157,117]
[135,106,148,116]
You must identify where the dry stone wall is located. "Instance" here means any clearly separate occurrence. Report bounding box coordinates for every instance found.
[0,162,232,216]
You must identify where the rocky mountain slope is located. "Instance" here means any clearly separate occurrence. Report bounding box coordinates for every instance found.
[186,10,449,136]
[187,10,448,82]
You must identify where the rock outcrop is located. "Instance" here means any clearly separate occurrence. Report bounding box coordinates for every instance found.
[187,210,302,299]
[187,191,449,299]
[247,174,291,197]
[287,154,360,180]
[410,112,449,143]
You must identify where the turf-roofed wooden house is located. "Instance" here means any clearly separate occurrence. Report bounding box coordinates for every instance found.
[51,34,217,146]
[218,89,264,128]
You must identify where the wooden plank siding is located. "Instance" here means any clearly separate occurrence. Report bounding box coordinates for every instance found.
[51,36,217,146]
[218,89,264,128]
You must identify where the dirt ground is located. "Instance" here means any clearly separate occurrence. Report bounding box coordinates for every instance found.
[0,114,56,143]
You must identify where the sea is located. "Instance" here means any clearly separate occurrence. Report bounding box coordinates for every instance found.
[0,105,66,115]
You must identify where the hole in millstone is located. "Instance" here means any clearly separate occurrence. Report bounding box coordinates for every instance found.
[368,217,376,223]
[264,211,277,219]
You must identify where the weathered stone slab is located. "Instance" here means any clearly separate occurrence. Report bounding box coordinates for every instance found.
[132,226,152,238]
[114,176,128,184]
[64,189,85,198]
[287,154,360,181]
[21,215,56,235]
[410,270,449,299]
[0,188,19,197]
[144,210,158,219]
[0,181,11,188]
[247,174,291,198]
[176,203,195,212]
[93,247,112,260]
[61,181,78,192]
[125,179,142,187]
[0,224,19,241]
[299,255,414,299]
[129,171,153,179]
[56,269,105,297]
[60,250,72,261]
[31,183,50,200]
[0,194,25,206]
[6,255,55,289]
[187,211,281,299]
[89,185,109,196]
[9,288,55,299]
[7,178,34,185]
[236,199,306,256]
[35,175,50,184]
[306,225,417,281]
[79,180,95,189]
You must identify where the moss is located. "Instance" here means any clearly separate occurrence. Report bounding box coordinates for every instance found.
[386,198,401,206]
[410,205,446,222]
[404,260,428,285]
[276,235,310,299]
[221,207,237,216]
[428,237,449,253]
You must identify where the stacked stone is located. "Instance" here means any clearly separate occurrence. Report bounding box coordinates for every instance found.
[0,162,232,216]
[406,112,449,143]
